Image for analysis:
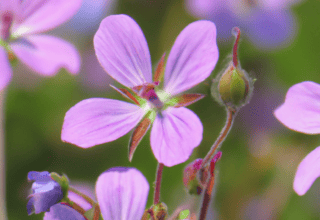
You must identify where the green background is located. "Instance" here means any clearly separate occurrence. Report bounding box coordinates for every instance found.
[5,0,320,219]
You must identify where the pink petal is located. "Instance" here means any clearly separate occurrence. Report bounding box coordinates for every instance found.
[0,47,12,90]
[0,0,19,14]
[61,98,145,148]
[150,107,203,167]
[12,0,82,36]
[95,167,149,220]
[94,14,152,88]
[10,35,80,76]
[274,81,320,134]
[164,20,218,96]
[293,146,320,196]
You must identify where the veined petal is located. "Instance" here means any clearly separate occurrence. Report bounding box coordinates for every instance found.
[294,146,320,196]
[150,107,203,167]
[0,0,19,15]
[61,98,145,148]
[0,47,12,90]
[164,20,218,96]
[43,204,86,220]
[94,14,152,88]
[12,0,82,37]
[96,167,149,220]
[274,81,320,134]
[10,35,80,76]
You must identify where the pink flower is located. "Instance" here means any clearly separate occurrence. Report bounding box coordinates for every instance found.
[95,167,149,220]
[0,0,82,90]
[274,81,320,195]
[61,14,219,167]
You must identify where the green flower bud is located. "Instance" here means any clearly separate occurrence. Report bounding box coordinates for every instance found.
[212,27,254,111]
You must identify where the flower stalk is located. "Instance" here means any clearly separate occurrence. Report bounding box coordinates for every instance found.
[154,163,164,205]
[0,90,7,220]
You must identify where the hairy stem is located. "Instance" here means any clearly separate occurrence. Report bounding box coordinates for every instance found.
[154,163,164,205]
[202,109,235,168]
[199,171,215,220]
[0,90,7,220]
[69,187,97,206]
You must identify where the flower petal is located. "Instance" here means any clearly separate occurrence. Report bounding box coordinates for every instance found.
[43,203,86,220]
[293,146,320,196]
[96,167,149,220]
[0,0,19,14]
[61,98,145,148]
[150,107,203,167]
[94,14,152,88]
[12,0,82,37]
[274,81,320,134]
[0,47,12,90]
[164,20,218,96]
[10,35,80,76]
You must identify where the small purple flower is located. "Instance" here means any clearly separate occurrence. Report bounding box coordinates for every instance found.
[274,81,320,195]
[185,0,301,49]
[43,203,86,220]
[95,167,149,220]
[61,14,219,167]
[27,171,63,215]
[0,0,82,90]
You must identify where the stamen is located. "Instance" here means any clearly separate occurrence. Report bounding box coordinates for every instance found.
[1,12,13,41]
[232,27,241,67]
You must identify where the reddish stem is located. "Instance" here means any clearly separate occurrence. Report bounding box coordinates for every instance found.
[154,163,164,205]
[232,27,241,67]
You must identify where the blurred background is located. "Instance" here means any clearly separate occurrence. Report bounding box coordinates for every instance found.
[5,0,320,219]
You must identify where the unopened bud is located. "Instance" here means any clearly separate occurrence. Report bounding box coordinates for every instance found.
[183,159,205,195]
[151,202,168,220]
[212,27,253,111]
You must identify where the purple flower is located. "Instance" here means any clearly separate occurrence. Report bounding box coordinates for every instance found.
[95,167,149,220]
[61,14,219,167]
[0,0,82,90]
[274,81,320,195]
[27,171,63,215]
[185,0,301,49]
[43,203,86,220]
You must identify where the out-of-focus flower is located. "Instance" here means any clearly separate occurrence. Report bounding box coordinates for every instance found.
[27,171,63,215]
[0,0,82,90]
[185,0,301,50]
[274,81,320,195]
[43,203,86,220]
[95,167,149,220]
[62,14,219,167]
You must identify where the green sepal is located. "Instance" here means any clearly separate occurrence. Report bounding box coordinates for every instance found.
[151,202,168,220]
[50,172,70,199]
[178,209,190,219]
[84,206,103,220]
[230,68,246,106]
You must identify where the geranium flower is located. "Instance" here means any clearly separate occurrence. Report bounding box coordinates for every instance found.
[274,81,320,195]
[61,14,218,167]
[95,167,149,220]
[0,0,82,90]
[27,171,63,215]
[185,0,301,49]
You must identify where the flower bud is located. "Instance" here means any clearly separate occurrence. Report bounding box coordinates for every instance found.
[212,27,253,111]
[183,159,204,195]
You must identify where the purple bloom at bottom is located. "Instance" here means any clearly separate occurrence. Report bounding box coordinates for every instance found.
[43,203,86,220]
[274,81,320,195]
[27,171,63,215]
[185,0,301,50]
[95,167,149,220]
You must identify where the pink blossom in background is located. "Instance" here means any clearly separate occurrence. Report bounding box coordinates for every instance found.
[95,167,149,220]
[274,81,320,195]
[0,0,82,90]
[62,14,219,167]
[185,0,302,50]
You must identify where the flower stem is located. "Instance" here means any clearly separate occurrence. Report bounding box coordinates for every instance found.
[201,108,235,168]
[153,163,164,205]
[198,171,215,220]
[0,90,7,220]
